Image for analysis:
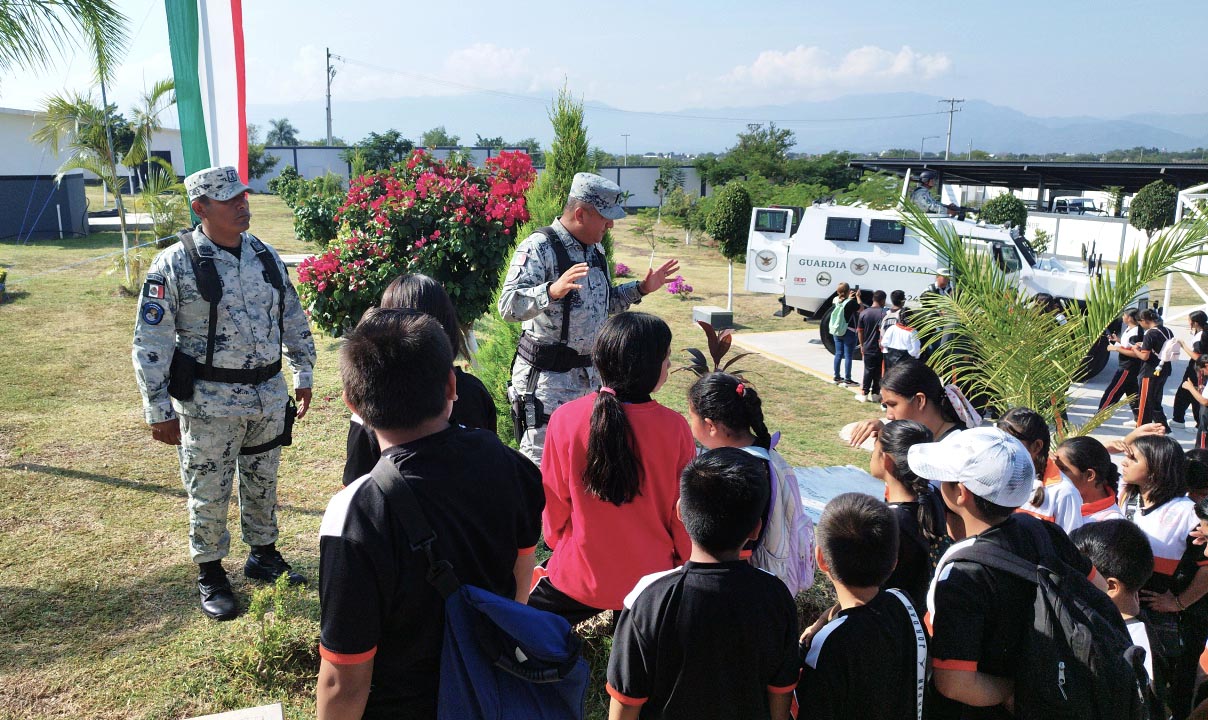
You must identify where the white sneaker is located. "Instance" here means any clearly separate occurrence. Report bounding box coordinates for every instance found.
[1122,420,1137,428]
[856,394,868,403]
[1186,420,1198,429]
[869,393,882,403]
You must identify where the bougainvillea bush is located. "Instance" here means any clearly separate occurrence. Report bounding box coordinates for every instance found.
[296,149,536,334]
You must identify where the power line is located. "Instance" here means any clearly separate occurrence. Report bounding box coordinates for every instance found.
[335,55,950,126]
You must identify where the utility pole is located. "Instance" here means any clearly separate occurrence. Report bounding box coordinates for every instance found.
[621,134,630,166]
[326,48,341,146]
[939,98,964,160]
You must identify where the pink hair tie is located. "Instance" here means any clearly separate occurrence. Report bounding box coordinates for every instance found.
[599,386,616,396]
[735,383,746,396]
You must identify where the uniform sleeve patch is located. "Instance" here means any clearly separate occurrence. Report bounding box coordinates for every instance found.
[141,302,164,325]
[511,251,529,267]
[143,278,166,299]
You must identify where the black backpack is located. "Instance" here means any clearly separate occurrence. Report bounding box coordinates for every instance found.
[945,523,1154,720]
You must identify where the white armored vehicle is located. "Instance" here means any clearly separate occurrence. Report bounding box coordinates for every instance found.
[744,203,1131,377]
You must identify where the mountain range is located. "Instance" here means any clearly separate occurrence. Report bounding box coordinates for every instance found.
[248,91,1208,157]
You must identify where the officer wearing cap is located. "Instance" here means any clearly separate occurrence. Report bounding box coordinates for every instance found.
[911,170,958,216]
[132,165,316,620]
[499,172,679,466]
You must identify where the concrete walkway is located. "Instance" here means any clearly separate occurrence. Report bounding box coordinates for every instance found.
[731,318,1205,450]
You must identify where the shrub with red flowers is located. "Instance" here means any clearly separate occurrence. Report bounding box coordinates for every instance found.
[296,149,536,334]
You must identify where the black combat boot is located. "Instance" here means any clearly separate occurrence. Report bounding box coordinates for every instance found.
[244,544,307,585]
[197,560,239,620]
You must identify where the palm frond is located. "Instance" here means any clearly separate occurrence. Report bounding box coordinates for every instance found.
[899,200,1208,433]
[0,0,128,80]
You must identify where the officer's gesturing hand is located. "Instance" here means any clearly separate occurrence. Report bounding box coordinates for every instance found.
[640,258,681,295]
[549,262,591,300]
[151,418,182,445]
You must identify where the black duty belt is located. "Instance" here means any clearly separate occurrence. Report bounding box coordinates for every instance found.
[194,358,282,384]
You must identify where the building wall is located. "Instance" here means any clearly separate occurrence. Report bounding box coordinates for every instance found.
[0,173,89,241]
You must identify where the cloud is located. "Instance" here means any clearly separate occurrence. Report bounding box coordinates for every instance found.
[719,44,951,101]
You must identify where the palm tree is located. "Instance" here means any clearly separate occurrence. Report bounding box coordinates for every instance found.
[0,0,128,82]
[900,201,1208,437]
[266,118,299,146]
[125,78,177,191]
[32,90,136,284]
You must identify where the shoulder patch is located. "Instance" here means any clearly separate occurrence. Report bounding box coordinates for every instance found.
[511,251,529,267]
[140,301,164,325]
[143,277,166,299]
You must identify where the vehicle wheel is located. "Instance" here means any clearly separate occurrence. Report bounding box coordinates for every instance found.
[1075,336,1110,382]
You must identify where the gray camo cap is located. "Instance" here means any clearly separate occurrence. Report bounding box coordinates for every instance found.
[568,172,627,220]
[185,165,252,202]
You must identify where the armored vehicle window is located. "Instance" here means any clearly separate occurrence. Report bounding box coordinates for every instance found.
[754,209,789,233]
[825,217,861,242]
[868,219,906,244]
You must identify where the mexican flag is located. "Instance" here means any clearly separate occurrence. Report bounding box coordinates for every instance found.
[165,0,247,180]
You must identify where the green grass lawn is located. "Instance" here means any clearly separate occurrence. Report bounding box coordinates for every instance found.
[0,197,873,719]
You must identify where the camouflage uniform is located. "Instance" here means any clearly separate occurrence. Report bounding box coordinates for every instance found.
[911,185,948,213]
[498,218,644,465]
[132,227,316,563]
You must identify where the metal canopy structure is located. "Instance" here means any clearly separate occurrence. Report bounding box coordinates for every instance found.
[849,159,1208,194]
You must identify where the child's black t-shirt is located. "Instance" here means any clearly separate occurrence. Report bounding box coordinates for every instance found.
[928,514,1094,718]
[606,561,800,719]
[885,501,935,612]
[797,589,924,720]
[318,425,544,719]
[1140,326,1174,375]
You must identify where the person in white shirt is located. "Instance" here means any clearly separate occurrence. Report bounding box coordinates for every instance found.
[1173,311,1208,429]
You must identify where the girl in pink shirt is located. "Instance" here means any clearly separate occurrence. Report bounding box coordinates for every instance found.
[529,312,694,624]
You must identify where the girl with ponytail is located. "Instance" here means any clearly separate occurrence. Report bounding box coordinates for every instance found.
[531,312,694,624]
[997,406,1084,535]
[870,419,947,610]
[1054,435,1124,522]
[847,358,979,448]
[687,372,816,596]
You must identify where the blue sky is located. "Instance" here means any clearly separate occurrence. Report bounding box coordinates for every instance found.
[1,0,1202,142]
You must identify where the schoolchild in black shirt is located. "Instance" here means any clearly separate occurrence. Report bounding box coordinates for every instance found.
[909,427,1106,719]
[316,309,543,719]
[341,274,498,486]
[1102,308,1143,415]
[797,492,927,720]
[869,419,947,611]
[1121,309,1176,433]
[606,448,799,720]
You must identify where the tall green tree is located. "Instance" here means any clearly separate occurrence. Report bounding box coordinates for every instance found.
[706,183,752,311]
[421,125,460,147]
[343,130,413,171]
[0,0,128,82]
[1130,180,1179,239]
[653,158,684,224]
[266,117,299,146]
[246,124,279,179]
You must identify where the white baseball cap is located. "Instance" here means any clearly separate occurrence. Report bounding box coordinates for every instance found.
[906,427,1035,508]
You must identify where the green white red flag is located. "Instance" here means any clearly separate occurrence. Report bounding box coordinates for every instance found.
[165,0,248,180]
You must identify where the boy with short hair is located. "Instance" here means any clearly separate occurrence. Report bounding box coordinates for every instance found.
[909,427,1104,717]
[606,448,799,720]
[857,290,888,403]
[1071,519,1159,688]
[797,492,927,720]
[316,308,545,719]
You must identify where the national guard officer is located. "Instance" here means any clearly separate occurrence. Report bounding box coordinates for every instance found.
[911,170,958,216]
[498,172,679,466]
[132,166,317,620]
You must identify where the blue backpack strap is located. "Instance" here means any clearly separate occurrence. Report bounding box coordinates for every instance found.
[369,457,461,598]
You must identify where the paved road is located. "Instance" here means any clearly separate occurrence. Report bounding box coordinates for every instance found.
[732,319,1204,450]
